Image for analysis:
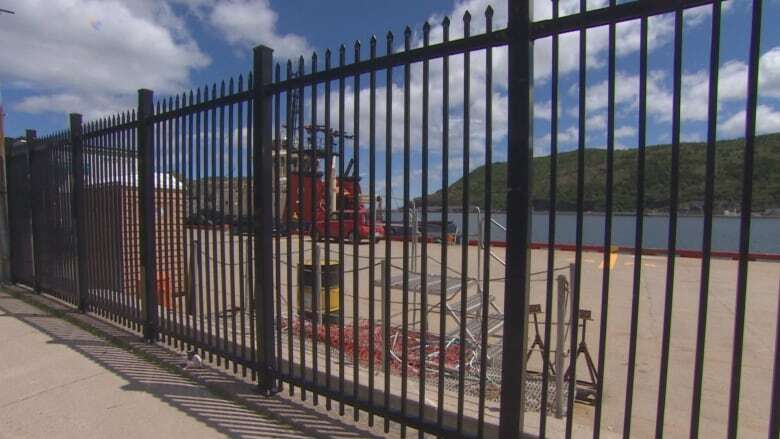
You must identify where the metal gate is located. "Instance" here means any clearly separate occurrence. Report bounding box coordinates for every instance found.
[8,1,778,438]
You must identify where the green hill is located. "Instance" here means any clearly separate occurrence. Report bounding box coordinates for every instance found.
[418,133,780,213]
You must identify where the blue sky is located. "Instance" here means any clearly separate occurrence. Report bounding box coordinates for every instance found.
[1,0,779,204]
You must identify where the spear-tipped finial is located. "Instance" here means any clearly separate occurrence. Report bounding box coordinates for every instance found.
[443,16,450,27]
[325,48,332,58]
[463,10,471,23]
[485,5,494,18]
[370,35,377,45]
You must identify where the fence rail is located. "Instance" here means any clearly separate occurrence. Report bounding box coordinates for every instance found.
[7,1,779,438]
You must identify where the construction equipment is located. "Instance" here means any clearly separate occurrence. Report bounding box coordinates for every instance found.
[283,84,383,242]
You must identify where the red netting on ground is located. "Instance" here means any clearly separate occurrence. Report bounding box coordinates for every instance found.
[281,317,469,377]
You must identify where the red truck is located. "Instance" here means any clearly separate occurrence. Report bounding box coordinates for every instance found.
[285,147,384,243]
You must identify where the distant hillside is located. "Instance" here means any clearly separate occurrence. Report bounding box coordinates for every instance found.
[418,133,780,213]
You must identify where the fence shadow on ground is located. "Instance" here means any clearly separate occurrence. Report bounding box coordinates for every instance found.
[0,287,385,439]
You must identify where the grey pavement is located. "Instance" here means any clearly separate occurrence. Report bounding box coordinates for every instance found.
[0,287,387,439]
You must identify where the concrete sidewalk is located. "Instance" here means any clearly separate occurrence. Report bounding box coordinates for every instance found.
[0,287,383,439]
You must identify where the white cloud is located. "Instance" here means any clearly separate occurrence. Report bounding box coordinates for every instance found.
[2,0,209,119]
[586,112,606,130]
[719,104,780,137]
[14,93,130,121]
[615,125,637,139]
[571,47,780,126]
[209,0,311,61]
[668,47,780,122]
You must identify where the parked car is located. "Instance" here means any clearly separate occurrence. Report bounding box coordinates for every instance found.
[184,209,234,228]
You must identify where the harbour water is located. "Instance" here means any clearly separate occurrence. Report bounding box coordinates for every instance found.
[391,211,780,254]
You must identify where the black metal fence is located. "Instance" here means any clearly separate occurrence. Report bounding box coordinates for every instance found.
[7,1,779,438]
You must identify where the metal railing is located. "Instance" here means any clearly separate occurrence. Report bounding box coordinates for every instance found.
[7,1,778,438]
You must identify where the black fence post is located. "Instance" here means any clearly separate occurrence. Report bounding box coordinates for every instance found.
[252,45,278,395]
[499,1,533,437]
[5,142,13,285]
[70,113,88,312]
[25,129,40,292]
[138,89,158,342]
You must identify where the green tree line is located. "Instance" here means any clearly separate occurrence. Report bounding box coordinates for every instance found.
[419,133,780,213]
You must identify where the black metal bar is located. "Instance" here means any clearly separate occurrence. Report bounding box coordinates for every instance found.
[285,61,295,388]
[690,6,722,436]
[236,76,248,372]
[82,120,138,140]
[229,79,239,371]
[728,0,762,436]
[594,0,616,436]
[477,8,493,439]
[253,45,279,395]
[436,17,449,431]
[266,31,508,95]
[499,1,533,436]
[275,371,466,439]
[323,49,333,411]
[457,13,471,433]
[623,14,649,439]
[26,129,39,292]
[297,55,306,401]
[160,102,169,337]
[310,51,320,407]
[383,32,394,434]
[401,27,411,438]
[98,119,111,318]
[209,84,219,362]
[150,92,252,125]
[219,81,230,367]
[138,89,158,342]
[167,102,176,341]
[368,35,377,428]
[247,72,257,380]
[185,92,195,349]
[272,67,282,381]
[91,120,105,317]
[195,87,208,358]
[119,113,132,324]
[566,2,586,435]
[351,40,361,423]
[540,0,559,434]
[70,113,88,312]
[655,8,684,436]
[418,20,430,439]
[338,45,347,416]
[530,0,724,39]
